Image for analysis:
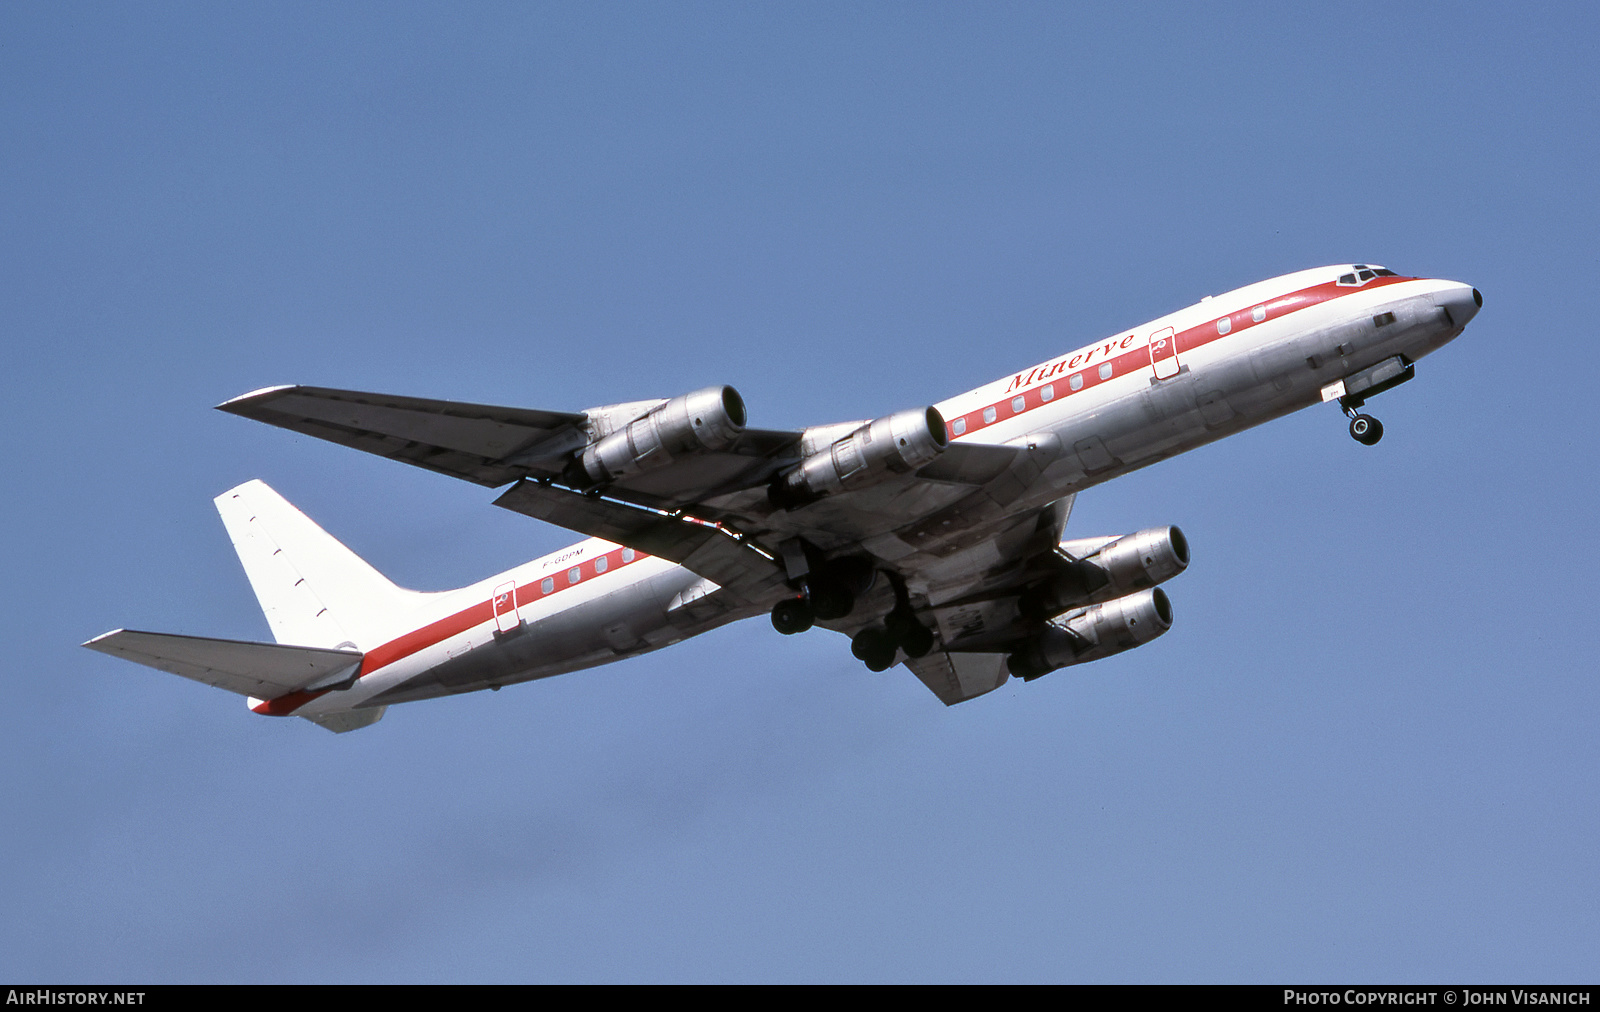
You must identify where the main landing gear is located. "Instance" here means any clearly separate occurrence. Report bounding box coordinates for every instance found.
[769,565,861,637]
[850,607,935,671]
[770,596,814,635]
[769,565,937,672]
[769,558,866,635]
[849,572,937,671]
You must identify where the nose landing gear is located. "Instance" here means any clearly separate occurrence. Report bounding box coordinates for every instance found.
[1329,356,1414,446]
[1347,411,1383,445]
[1339,397,1383,446]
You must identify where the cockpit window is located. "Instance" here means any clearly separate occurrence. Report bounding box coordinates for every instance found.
[1337,265,1398,287]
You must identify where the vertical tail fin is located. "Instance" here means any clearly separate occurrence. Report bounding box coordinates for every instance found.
[214,480,426,650]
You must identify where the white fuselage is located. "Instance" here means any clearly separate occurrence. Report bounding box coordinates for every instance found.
[271,265,1477,721]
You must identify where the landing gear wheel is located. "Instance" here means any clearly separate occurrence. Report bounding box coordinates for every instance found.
[899,622,935,659]
[807,581,855,621]
[850,626,898,672]
[1349,414,1383,446]
[884,610,935,658]
[770,597,814,635]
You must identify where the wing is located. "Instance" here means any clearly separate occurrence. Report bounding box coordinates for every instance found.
[218,385,804,506]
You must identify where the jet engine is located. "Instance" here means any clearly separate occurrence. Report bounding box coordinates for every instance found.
[573,385,746,486]
[769,406,948,510]
[1021,526,1189,617]
[1007,587,1173,680]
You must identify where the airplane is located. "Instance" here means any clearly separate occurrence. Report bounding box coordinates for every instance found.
[85,264,1481,733]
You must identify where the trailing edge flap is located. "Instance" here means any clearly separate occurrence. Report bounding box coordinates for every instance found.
[84,629,363,699]
[902,650,1011,706]
[494,480,785,595]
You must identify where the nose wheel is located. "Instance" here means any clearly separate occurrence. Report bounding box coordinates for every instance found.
[1340,397,1383,446]
[1348,413,1383,445]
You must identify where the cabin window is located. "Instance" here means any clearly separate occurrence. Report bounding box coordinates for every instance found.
[568,567,581,584]
[1069,373,1084,391]
[951,417,967,435]
[1011,396,1026,414]
[1041,384,1054,402]
[1217,317,1231,335]
[983,406,997,424]
[595,556,608,573]
[622,548,635,563]
[1098,362,1112,380]
[1252,305,1266,323]
[541,577,554,595]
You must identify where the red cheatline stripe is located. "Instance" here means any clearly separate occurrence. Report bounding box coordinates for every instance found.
[252,544,650,715]
[946,274,1415,440]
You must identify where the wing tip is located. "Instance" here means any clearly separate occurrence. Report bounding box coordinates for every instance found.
[82,629,127,650]
[216,384,298,414]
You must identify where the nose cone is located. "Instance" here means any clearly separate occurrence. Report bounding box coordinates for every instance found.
[1434,281,1482,330]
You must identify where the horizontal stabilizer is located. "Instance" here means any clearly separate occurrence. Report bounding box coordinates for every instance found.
[84,629,363,699]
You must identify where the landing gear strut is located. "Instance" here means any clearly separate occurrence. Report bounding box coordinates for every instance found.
[1340,397,1383,446]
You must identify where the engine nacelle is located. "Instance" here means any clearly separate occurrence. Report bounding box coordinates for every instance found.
[575,385,746,486]
[769,406,948,510]
[1024,526,1189,617]
[1008,587,1174,680]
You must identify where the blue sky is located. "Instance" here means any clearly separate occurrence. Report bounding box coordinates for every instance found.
[4,2,1596,982]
